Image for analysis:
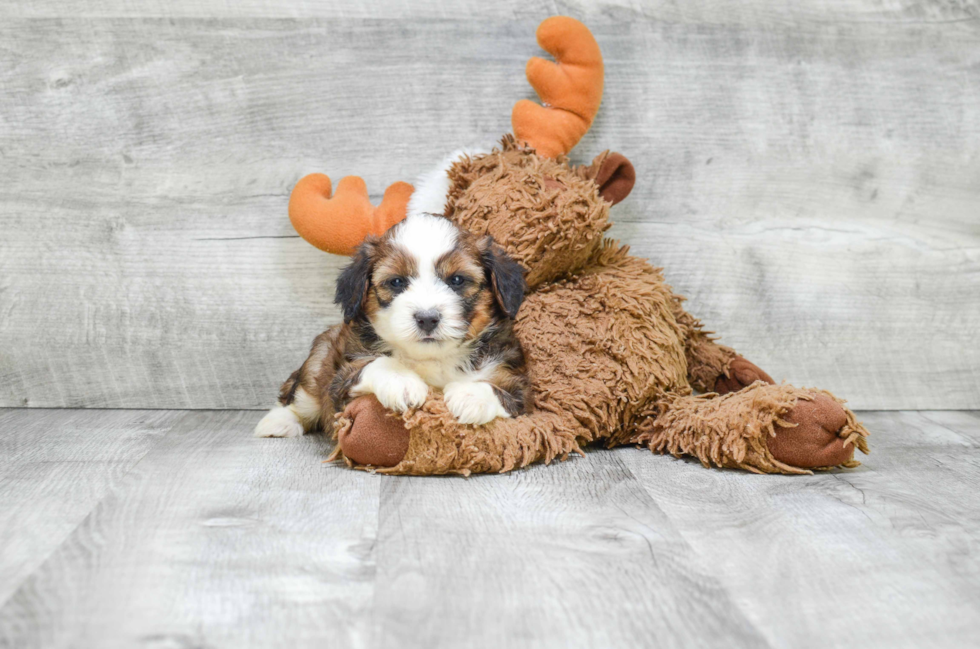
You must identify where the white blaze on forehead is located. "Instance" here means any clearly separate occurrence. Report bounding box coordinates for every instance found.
[389,213,458,273]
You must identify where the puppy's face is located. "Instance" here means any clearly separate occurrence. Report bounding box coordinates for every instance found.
[335,213,525,358]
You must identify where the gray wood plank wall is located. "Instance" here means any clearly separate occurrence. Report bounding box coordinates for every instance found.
[1,2,978,409]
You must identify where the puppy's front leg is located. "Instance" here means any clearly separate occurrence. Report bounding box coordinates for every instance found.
[349,357,429,412]
[443,381,512,425]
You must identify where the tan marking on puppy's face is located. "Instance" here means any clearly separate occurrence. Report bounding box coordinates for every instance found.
[465,292,496,340]
[360,284,381,321]
[435,246,483,289]
[435,234,497,341]
[371,244,418,308]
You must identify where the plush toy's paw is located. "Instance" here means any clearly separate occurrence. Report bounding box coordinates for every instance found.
[444,381,510,425]
[768,393,863,469]
[338,395,410,467]
[351,357,429,412]
[714,357,775,395]
[253,406,304,438]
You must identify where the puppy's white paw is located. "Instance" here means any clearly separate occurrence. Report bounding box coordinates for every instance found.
[373,373,429,412]
[352,357,429,412]
[444,381,510,425]
[254,406,304,438]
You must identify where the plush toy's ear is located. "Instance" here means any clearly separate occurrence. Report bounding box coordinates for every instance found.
[512,16,604,159]
[334,239,376,322]
[579,151,635,205]
[289,174,413,256]
[480,237,527,319]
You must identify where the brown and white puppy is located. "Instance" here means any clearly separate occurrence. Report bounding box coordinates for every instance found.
[254,212,530,438]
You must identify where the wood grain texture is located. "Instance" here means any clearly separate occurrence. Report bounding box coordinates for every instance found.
[7,0,979,22]
[0,410,381,649]
[373,455,768,648]
[1,408,979,647]
[618,409,980,648]
[1,6,978,409]
[0,408,172,607]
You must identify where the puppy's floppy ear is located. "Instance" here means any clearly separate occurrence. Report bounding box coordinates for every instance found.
[480,237,526,319]
[334,238,376,323]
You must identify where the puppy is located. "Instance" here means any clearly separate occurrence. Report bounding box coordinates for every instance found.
[254,212,531,439]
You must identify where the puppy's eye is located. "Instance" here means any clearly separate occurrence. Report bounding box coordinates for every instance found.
[448,274,467,287]
[386,277,407,290]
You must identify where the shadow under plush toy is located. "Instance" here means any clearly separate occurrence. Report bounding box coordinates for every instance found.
[279,16,869,475]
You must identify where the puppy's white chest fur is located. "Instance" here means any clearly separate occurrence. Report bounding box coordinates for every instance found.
[393,347,471,388]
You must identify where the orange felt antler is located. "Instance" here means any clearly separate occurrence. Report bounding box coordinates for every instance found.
[512,16,604,159]
[288,174,413,256]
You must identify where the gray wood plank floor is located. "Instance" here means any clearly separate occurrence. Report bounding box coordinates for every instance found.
[1,408,977,648]
[2,5,978,411]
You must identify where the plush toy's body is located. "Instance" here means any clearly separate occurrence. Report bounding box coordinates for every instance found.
[283,17,869,475]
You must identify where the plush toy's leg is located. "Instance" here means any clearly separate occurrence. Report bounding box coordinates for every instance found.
[330,395,411,468]
[671,295,775,394]
[633,383,869,474]
[329,395,589,475]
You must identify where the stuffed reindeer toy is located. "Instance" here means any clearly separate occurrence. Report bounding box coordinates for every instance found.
[258,16,869,475]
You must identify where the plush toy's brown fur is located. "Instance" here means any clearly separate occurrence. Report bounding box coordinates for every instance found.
[286,16,869,475]
[327,137,869,475]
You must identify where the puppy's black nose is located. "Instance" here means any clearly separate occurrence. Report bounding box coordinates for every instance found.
[414,310,441,335]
